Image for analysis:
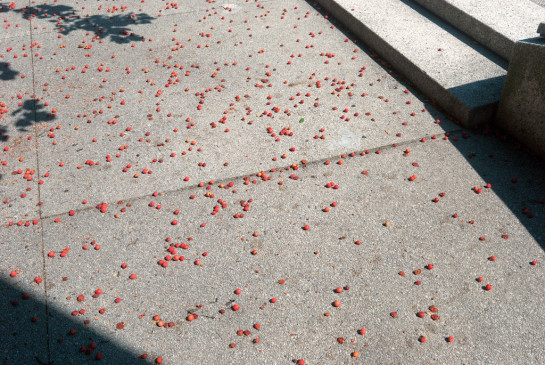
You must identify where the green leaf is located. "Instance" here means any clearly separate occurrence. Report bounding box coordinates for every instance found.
[299,118,304,123]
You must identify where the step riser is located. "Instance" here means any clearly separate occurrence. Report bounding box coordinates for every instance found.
[313,0,504,126]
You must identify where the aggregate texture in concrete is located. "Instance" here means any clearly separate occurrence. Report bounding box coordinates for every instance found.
[411,0,545,61]
[313,0,507,127]
[496,37,545,160]
[1,0,545,364]
[25,0,459,217]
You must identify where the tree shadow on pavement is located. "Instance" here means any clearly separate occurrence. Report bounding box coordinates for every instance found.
[0,62,19,81]
[11,100,52,132]
[0,276,143,365]
[9,3,155,44]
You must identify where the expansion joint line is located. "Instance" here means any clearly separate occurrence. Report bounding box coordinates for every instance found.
[28,2,52,363]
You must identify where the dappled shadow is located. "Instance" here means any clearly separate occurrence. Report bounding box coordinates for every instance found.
[0,125,3,181]
[12,3,154,44]
[11,99,52,132]
[0,62,19,81]
[0,99,55,181]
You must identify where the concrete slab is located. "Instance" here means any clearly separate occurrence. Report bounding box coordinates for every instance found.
[412,0,545,61]
[29,1,459,217]
[32,129,545,363]
[313,0,507,127]
[1,0,544,363]
[539,22,545,36]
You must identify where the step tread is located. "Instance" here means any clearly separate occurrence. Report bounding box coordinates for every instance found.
[318,0,506,111]
[412,0,545,60]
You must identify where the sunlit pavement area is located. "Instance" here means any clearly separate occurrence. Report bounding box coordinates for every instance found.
[1,1,544,364]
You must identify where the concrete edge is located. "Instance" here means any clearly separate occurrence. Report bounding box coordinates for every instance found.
[496,38,545,159]
[312,0,498,126]
[410,0,513,61]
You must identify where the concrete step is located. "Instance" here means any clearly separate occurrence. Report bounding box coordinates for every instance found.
[411,0,545,61]
[313,0,507,126]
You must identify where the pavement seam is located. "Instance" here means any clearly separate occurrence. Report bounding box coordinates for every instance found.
[33,128,462,221]
[28,4,52,363]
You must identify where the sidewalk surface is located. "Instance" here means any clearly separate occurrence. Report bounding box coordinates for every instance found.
[1,1,544,364]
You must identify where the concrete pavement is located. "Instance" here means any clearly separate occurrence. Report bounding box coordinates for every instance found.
[1,0,544,364]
